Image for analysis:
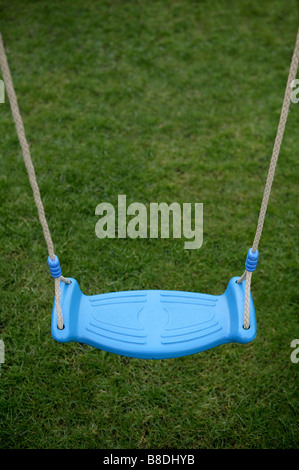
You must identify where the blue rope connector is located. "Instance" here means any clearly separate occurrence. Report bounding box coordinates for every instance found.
[48,255,62,278]
[245,248,259,272]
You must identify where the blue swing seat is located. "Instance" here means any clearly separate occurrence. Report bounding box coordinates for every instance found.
[51,277,256,359]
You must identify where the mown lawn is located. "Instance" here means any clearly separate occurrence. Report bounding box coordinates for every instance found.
[0,0,298,449]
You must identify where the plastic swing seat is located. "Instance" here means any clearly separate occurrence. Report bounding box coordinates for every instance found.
[51,277,256,359]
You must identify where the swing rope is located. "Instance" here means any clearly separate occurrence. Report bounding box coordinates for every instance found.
[238,28,299,329]
[0,33,70,330]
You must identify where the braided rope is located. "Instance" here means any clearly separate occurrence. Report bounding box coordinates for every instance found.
[0,33,70,330]
[238,28,299,329]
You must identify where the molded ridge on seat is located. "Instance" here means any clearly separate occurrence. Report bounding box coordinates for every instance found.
[51,277,256,359]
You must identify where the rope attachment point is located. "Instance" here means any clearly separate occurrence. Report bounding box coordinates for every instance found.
[48,255,71,330]
[48,255,62,278]
[245,248,259,272]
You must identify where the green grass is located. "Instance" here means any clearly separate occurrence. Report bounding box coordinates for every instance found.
[0,0,298,449]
